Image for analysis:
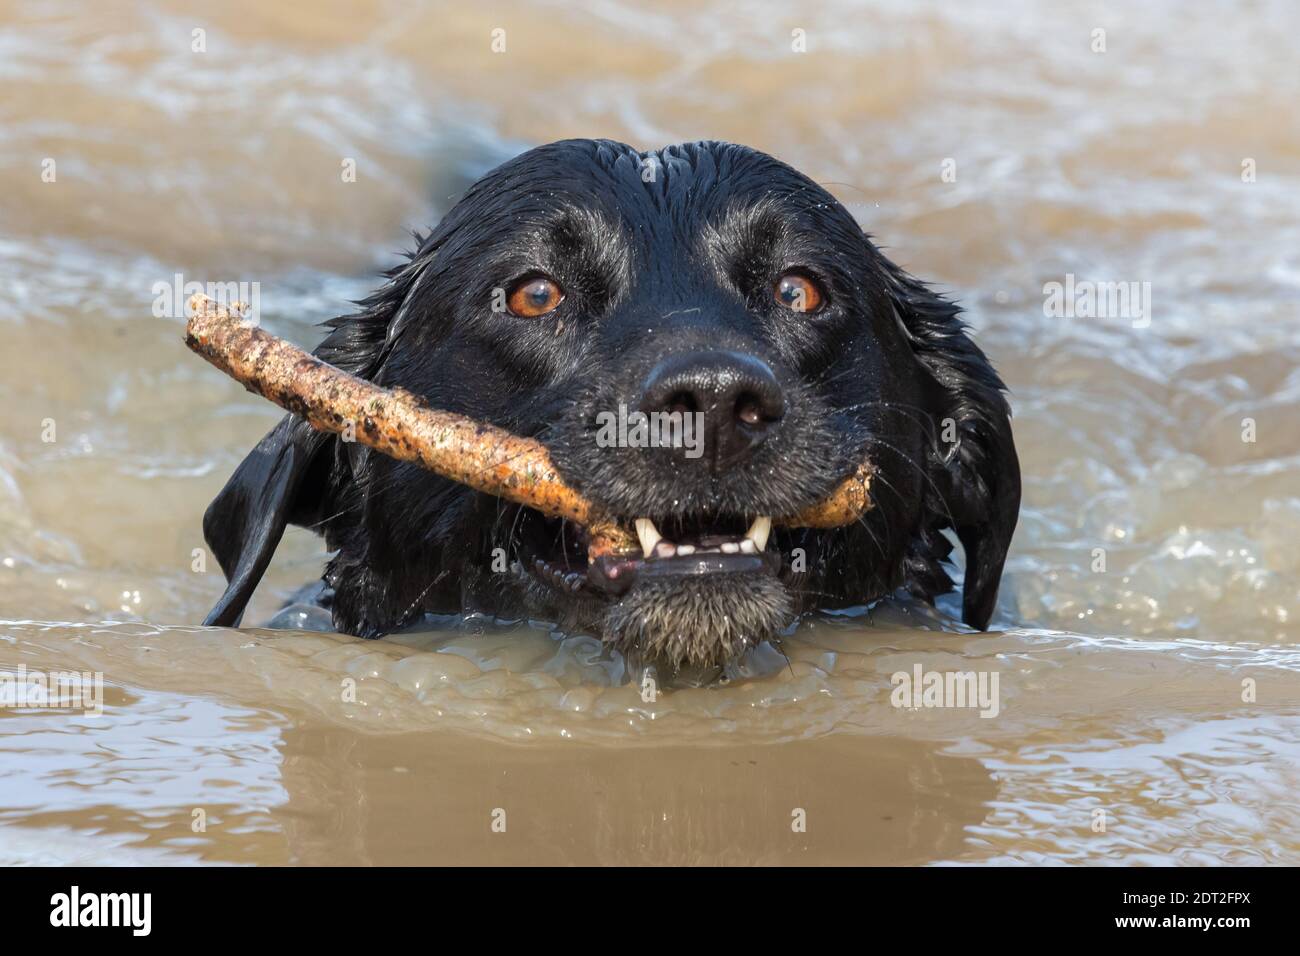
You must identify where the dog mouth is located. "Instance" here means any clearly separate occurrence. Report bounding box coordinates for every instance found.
[586,515,780,594]
[522,512,781,596]
[518,508,793,672]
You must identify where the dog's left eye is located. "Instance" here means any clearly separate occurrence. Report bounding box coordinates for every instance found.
[774,272,825,313]
[506,276,565,317]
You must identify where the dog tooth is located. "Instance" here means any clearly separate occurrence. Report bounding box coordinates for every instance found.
[720,541,740,554]
[738,538,757,554]
[675,544,696,556]
[635,518,661,557]
[745,516,772,552]
[654,540,677,559]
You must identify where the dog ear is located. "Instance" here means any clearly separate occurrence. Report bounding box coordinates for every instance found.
[200,233,442,628]
[882,261,1021,629]
[202,416,330,627]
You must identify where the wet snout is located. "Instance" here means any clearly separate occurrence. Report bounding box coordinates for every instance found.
[637,349,785,469]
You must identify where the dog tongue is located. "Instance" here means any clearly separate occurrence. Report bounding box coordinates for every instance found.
[586,553,640,596]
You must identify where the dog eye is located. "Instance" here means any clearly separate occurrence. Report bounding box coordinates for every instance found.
[506,276,564,317]
[774,273,824,313]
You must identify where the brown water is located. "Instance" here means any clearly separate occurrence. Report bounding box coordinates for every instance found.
[2,0,1298,865]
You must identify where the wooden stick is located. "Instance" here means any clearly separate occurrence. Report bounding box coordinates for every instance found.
[184,294,871,553]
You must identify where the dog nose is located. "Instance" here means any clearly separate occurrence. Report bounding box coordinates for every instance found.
[638,350,785,468]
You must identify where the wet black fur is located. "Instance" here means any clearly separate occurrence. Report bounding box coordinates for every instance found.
[202,139,1020,666]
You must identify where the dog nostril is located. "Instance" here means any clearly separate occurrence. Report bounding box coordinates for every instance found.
[667,391,698,415]
[736,395,763,426]
[736,385,784,429]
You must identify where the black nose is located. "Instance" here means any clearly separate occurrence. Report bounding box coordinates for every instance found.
[638,350,785,469]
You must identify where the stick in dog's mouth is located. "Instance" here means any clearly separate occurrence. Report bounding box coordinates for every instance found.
[183,294,872,565]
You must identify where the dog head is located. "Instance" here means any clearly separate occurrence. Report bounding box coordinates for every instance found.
[202,140,1019,673]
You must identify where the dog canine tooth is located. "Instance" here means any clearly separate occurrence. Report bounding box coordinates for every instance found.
[635,517,661,557]
[745,515,772,552]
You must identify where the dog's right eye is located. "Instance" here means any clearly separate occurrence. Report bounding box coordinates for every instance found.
[774,272,825,313]
[506,276,564,317]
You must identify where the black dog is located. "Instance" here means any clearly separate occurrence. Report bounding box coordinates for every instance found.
[202,139,1020,671]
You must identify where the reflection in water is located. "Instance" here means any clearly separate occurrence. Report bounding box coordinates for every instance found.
[0,681,288,864]
[1,617,1296,863]
[971,716,1300,866]
[270,730,996,866]
[0,0,1298,863]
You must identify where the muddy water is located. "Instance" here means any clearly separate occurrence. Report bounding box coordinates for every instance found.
[2,0,1298,865]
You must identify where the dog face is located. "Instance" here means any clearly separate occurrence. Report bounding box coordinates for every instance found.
[202,140,1020,674]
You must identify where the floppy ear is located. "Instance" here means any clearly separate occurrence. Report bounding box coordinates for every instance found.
[883,261,1021,629]
[199,231,442,628]
[202,416,331,627]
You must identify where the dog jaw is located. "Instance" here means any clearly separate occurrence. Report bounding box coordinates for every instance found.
[601,568,794,671]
